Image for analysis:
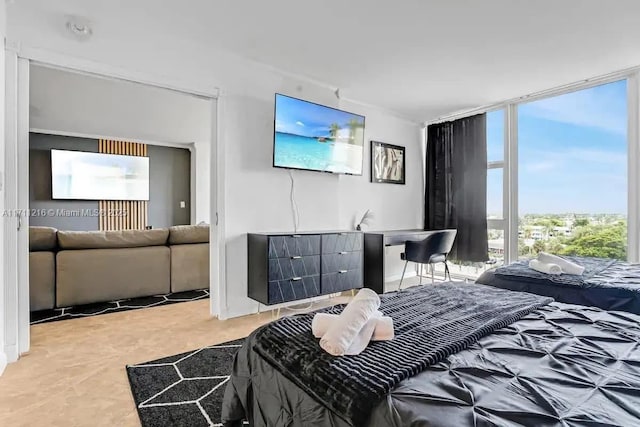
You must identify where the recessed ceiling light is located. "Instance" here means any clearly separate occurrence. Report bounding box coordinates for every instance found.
[65,15,93,41]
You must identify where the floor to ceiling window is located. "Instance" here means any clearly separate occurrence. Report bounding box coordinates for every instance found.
[487,109,506,267]
[428,78,632,281]
[517,80,628,260]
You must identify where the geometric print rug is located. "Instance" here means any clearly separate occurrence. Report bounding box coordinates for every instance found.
[126,338,247,427]
[30,289,209,325]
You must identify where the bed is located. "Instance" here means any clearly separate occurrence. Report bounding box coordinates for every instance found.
[222,283,640,427]
[477,256,640,315]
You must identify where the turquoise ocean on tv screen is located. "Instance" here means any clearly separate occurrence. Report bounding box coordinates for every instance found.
[274,132,335,171]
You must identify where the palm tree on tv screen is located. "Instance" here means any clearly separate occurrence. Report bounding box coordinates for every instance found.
[347,118,362,144]
[329,123,341,141]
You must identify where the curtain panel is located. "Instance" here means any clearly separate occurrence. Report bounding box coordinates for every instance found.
[425,114,488,262]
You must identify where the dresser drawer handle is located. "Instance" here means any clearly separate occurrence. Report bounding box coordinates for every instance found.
[339,251,348,255]
[290,256,302,260]
[291,277,303,281]
[338,270,348,274]
[290,235,301,238]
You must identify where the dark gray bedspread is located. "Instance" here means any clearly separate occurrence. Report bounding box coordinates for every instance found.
[223,299,640,426]
[478,257,640,314]
[252,283,551,426]
[494,256,615,287]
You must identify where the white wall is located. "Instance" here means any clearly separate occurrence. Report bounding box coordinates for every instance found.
[0,0,7,375]
[6,13,424,320]
[223,96,423,317]
[337,101,423,231]
[337,100,424,282]
[194,140,210,223]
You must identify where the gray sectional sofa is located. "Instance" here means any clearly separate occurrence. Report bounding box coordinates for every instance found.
[28,225,210,311]
[29,227,57,311]
[169,225,210,293]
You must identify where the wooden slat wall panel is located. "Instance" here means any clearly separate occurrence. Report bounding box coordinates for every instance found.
[98,139,148,231]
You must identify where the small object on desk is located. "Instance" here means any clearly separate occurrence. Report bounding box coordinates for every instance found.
[355,209,375,231]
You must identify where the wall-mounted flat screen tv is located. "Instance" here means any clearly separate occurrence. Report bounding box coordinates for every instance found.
[51,149,150,200]
[273,93,365,175]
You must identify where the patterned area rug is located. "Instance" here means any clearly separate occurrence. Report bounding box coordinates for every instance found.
[126,339,247,427]
[30,289,209,325]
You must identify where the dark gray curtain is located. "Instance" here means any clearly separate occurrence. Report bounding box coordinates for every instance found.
[425,114,488,262]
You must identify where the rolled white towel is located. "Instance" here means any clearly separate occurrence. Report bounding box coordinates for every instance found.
[537,252,585,275]
[312,312,394,341]
[342,313,380,355]
[529,259,562,275]
[320,288,381,356]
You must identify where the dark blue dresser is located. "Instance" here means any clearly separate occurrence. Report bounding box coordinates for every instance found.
[248,231,363,305]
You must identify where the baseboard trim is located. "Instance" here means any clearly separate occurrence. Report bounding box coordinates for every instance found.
[4,343,19,364]
[385,271,417,282]
[0,350,7,376]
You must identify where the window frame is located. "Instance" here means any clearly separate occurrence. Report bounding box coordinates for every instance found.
[427,72,639,267]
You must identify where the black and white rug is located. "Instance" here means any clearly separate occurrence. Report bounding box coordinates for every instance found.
[126,339,247,427]
[30,289,209,325]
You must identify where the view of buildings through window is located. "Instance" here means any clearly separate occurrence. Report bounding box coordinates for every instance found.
[440,80,628,280]
[516,79,627,262]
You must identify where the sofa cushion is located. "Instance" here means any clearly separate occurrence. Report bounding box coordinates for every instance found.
[29,226,58,251]
[57,228,169,250]
[29,252,56,311]
[56,246,171,307]
[168,225,210,245]
[170,243,209,292]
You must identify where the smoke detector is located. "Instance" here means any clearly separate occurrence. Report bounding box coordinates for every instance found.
[65,15,93,41]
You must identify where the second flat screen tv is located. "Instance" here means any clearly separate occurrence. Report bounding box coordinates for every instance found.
[51,149,150,201]
[273,93,365,175]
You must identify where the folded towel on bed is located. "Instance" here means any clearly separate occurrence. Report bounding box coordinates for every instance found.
[319,288,381,356]
[538,252,585,275]
[529,259,562,275]
[339,313,381,355]
[312,311,394,341]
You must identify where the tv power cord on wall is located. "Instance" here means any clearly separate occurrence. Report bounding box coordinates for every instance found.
[289,170,300,233]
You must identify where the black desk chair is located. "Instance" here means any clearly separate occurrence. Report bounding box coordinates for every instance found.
[399,230,457,289]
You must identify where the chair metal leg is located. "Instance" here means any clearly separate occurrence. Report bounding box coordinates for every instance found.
[419,264,423,285]
[399,260,409,290]
[444,260,451,281]
[431,263,435,284]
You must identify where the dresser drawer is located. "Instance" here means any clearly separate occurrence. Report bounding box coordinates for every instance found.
[322,251,362,274]
[322,232,363,254]
[268,235,321,259]
[268,256,320,281]
[268,275,320,304]
[321,270,363,294]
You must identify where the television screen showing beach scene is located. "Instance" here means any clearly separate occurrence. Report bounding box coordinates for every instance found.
[273,94,365,175]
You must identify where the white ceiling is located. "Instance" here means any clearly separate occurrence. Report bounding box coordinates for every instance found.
[8,0,640,121]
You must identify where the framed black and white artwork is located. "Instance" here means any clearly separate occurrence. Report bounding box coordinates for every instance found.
[370,141,405,184]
